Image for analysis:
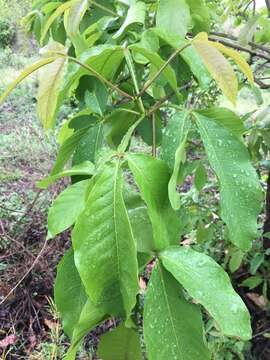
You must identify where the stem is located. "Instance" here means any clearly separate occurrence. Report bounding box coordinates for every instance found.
[147,81,193,116]
[89,0,119,17]
[263,171,270,251]
[52,51,134,100]
[266,0,270,16]
[152,113,157,158]
[124,48,145,114]
[138,43,191,98]
[208,36,270,62]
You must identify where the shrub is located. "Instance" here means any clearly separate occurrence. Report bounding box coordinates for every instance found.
[0,20,16,48]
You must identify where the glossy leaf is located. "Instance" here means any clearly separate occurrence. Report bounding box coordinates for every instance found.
[156,0,191,39]
[127,154,180,251]
[51,126,91,175]
[37,42,66,131]
[114,1,146,38]
[72,161,139,317]
[97,324,143,360]
[73,123,104,165]
[160,246,252,340]
[144,260,210,360]
[37,161,94,189]
[197,108,245,138]
[47,180,89,239]
[193,34,238,105]
[162,111,190,210]
[194,111,262,251]
[54,249,88,338]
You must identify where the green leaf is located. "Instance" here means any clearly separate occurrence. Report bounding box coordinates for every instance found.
[160,246,252,340]
[123,185,154,253]
[37,161,94,189]
[186,0,210,34]
[240,276,263,290]
[127,154,180,251]
[128,206,154,253]
[65,299,107,360]
[133,30,159,64]
[51,126,91,175]
[197,108,245,138]
[118,116,144,153]
[136,112,162,148]
[229,249,244,273]
[72,161,139,317]
[144,260,210,360]
[104,108,138,148]
[40,0,75,43]
[130,44,177,91]
[97,324,143,360]
[84,78,108,116]
[48,180,89,239]
[156,0,191,39]
[152,29,211,89]
[194,112,262,251]
[72,123,104,166]
[113,1,146,38]
[64,0,88,37]
[238,15,261,46]
[37,42,66,131]
[59,45,124,108]
[162,111,190,210]
[194,163,208,192]
[54,249,88,338]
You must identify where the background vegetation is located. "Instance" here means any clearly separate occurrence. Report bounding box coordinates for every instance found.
[0,0,269,359]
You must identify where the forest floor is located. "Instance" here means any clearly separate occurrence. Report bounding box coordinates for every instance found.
[0,47,269,359]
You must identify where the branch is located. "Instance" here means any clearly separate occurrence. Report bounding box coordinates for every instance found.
[208,35,270,62]
[52,51,134,101]
[210,32,270,54]
[147,81,193,116]
[137,43,191,98]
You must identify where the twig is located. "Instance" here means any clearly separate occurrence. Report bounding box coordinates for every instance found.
[137,43,191,98]
[0,237,48,306]
[0,204,25,214]
[51,51,134,101]
[15,189,42,227]
[208,35,270,62]
[89,0,120,18]
[152,113,156,158]
[210,32,270,54]
[147,81,193,116]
